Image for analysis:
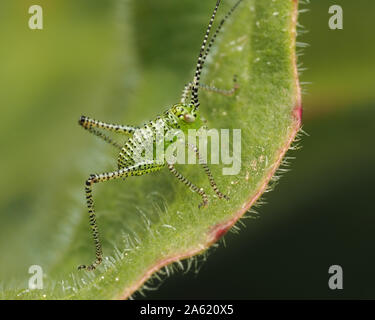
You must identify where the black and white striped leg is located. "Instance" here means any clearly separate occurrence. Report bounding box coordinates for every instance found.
[188,143,229,200]
[180,75,238,103]
[198,75,239,96]
[78,116,139,150]
[78,176,103,271]
[167,164,208,208]
[78,161,164,271]
[79,116,138,134]
[81,126,123,150]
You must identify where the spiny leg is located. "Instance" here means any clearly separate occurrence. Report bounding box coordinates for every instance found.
[78,161,164,271]
[188,143,229,200]
[199,80,239,96]
[167,164,208,208]
[79,116,138,134]
[180,75,238,103]
[204,74,239,96]
[78,116,139,150]
[80,176,102,271]
[80,125,123,150]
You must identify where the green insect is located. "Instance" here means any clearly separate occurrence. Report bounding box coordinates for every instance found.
[78,0,242,271]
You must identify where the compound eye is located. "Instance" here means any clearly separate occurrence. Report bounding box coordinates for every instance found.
[184,113,195,123]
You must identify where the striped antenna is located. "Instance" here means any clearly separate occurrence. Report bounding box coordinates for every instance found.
[191,0,243,111]
[200,0,243,70]
[191,0,222,109]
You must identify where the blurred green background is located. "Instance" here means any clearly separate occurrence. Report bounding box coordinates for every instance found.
[1,0,374,298]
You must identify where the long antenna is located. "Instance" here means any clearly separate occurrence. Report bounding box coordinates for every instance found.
[191,0,222,109]
[201,0,243,71]
[191,0,243,111]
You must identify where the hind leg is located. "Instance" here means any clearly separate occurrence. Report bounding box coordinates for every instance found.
[79,161,164,271]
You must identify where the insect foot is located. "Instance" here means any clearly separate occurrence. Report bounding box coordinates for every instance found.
[198,188,209,209]
[198,200,208,209]
[220,193,230,201]
[233,74,240,90]
[78,257,102,271]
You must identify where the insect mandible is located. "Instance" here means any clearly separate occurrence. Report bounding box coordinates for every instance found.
[78,0,242,271]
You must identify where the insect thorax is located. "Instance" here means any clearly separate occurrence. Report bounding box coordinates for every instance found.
[117,103,202,169]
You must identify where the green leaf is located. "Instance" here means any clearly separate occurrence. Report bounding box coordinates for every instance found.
[2,0,301,299]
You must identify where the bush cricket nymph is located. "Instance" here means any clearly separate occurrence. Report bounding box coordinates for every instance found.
[78,0,242,271]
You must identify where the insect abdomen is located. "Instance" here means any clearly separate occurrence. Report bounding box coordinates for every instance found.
[117,115,176,169]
